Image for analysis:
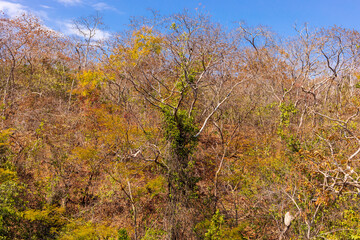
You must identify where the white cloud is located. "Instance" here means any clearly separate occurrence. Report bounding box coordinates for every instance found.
[92,2,123,14]
[92,2,115,11]
[0,1,64,38]
[63,21,111,41]
[40,5,52,9]
[0,0,27,17]
[0,1,50,20]
[91,28,111,40]
[57,0,82,6]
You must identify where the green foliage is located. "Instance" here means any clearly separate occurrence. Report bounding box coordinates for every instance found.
[0,167,66,239]
[195,214,247,240]
[117,228,130,240]
[277,102,301,152]
[161,106,198,160]
[194,218,211,237]
[0,129,25,239]
[141,228,166,240]
[0,179,25,239]
[145,176,166,198]
[355,82,360,89]
[0,170,66,240]
[205,210,224,240]
[285,134,301,153]
[318,196,360,239]
[279,102,298,128]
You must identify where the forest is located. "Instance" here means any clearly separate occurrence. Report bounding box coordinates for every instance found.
[1,10,360,239]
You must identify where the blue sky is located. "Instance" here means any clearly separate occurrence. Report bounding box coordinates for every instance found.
[0,0,359,38]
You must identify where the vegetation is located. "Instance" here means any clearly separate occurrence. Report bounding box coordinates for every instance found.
[2,10,360,239]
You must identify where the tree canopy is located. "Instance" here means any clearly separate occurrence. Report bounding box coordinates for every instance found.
[2,11,360,239]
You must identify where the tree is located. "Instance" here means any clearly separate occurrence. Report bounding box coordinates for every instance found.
[72,12,106,70]
[105,11,248,238]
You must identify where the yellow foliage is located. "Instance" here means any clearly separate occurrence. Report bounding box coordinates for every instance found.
[74,70,107,97]
[23,206,66,236]
[0,168,17,182]
[0,128,14,147]
[60,221,118,240]
[109,26,163,70]
[130,26,162,60]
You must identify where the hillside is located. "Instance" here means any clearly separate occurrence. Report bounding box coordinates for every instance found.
[1,12,360,239]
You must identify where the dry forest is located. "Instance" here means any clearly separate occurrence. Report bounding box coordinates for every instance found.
[2,11,360,239]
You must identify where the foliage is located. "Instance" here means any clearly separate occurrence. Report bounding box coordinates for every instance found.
[162,106,198,160]
[117,228,131,240]
[2,10,360,240]
[141,228,166,240]
[59,221,118,240]
[205,210,224,240]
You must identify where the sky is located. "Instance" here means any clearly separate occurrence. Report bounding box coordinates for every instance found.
[0,0,360,39]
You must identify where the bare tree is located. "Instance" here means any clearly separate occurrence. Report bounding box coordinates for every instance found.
[72,12,105,70]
